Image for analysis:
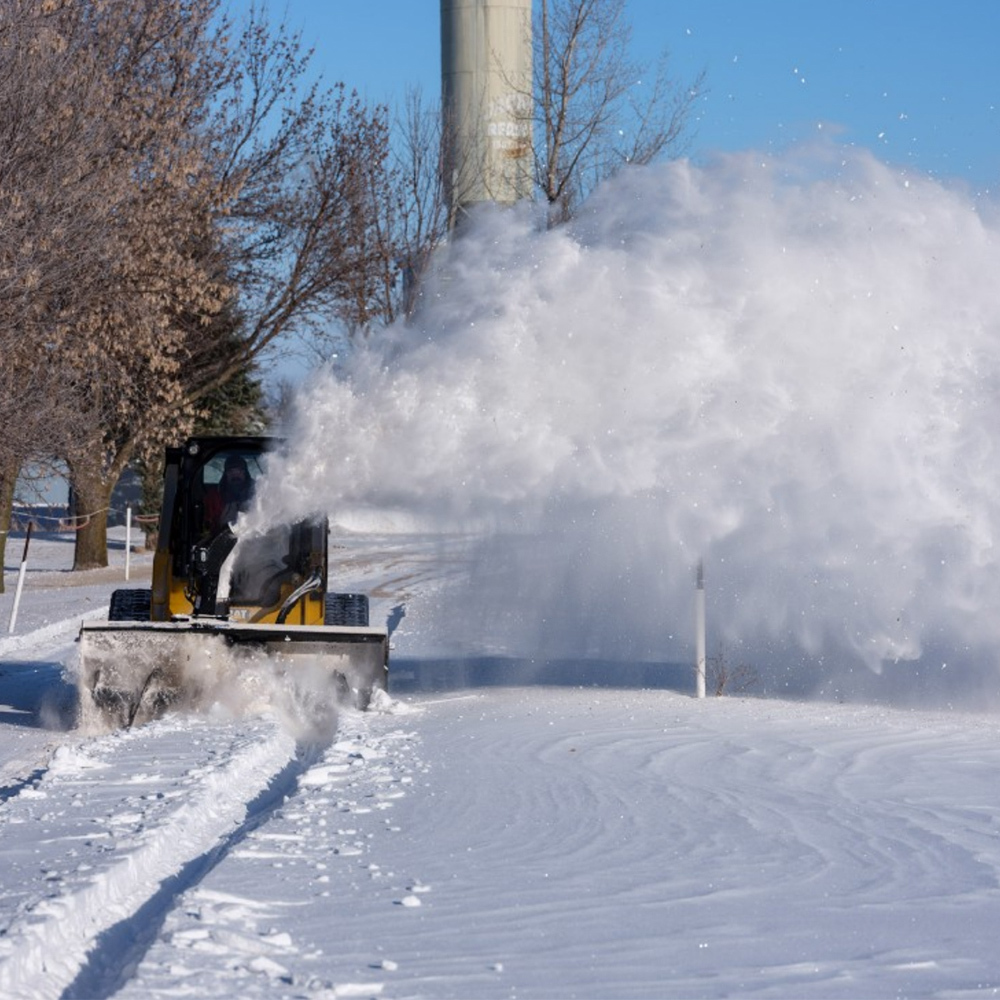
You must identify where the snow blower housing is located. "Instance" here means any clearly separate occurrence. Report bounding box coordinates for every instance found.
[79,436,388,727]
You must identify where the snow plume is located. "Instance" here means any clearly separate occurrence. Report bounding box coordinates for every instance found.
[254,142,1000,706]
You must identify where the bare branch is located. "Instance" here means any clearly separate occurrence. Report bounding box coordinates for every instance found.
[534,0,705,223]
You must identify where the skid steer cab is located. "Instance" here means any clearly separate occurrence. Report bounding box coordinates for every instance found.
[78,436,388,728]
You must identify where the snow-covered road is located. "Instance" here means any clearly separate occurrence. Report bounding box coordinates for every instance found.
[2,532,1000,998]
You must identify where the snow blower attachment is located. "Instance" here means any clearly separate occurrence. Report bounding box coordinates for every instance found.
[78,437,388,728]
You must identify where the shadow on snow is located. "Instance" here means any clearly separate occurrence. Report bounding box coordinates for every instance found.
[389,656,695,696]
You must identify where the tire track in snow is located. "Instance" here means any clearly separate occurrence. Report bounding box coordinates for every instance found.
[118,708,422,998]
[62,744,325,998]
[0,721,304,1000]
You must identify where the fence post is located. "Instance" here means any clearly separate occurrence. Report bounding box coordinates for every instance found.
[125,505,132,581]
[7,523,33,634]
[695,559,706,698]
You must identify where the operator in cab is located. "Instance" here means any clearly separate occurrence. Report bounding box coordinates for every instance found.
[204,453,254,534]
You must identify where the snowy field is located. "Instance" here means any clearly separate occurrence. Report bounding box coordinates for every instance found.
[2,530,1000,999]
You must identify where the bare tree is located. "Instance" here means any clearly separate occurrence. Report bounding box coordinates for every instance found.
[205,59,395,374]
[535,0,704,224]
[0,344,77,591]
[707,646,760,697]
[0,0,130,580]
[309,85,451,350]
[38,0,235,569]
[0,0,398,570]
[391,88,451,320]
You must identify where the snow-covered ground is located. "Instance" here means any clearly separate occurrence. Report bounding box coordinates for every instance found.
[2,529,1000,999]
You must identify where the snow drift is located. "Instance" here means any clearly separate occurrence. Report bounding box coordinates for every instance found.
[252,141,1000,707]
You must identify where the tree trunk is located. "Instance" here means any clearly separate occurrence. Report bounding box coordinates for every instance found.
[68,461,113,571]
[0,460,17,595]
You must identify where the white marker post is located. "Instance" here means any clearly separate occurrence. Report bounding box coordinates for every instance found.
[125,505,132,581]
[695,559,706,698]
[8,522,33,635]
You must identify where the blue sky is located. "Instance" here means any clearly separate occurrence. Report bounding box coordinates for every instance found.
[234,1,1000,191]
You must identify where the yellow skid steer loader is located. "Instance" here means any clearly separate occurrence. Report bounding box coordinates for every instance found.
[78,437,388,727]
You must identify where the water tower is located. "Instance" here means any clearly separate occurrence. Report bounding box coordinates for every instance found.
[440,0,533,229]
